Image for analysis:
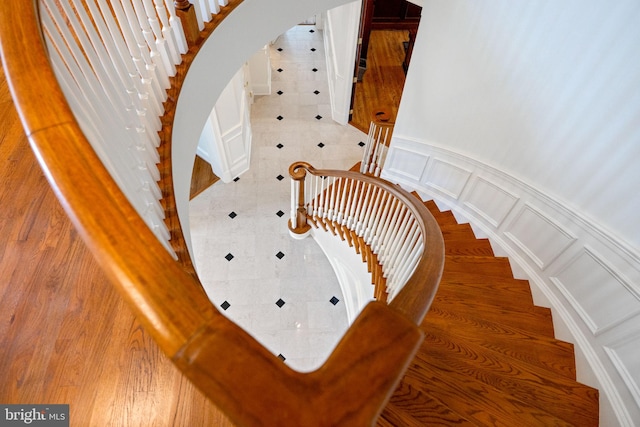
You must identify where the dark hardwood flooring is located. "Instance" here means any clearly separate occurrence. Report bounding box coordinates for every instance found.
[350,30,408,133]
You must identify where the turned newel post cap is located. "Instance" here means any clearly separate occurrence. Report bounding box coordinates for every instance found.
[175,0,191,10]
[373,110,391,122]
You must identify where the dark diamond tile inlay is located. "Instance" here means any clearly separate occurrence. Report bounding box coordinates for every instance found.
[330,296,340,306]
[312,68,318,72]
[315,115,323,120]
[310,48,316,52]
[276,174,285,181]
[277,115,284,121]
[276,210,285,217]
[276,298,285,307]
[276,143,284,149]
[277,354,286,361]
[358,141,366,147]
[277,68,283,72]
[314,90,320,95]
[277,90,284,95]
[277,48,283,52]
[221,301,231,310]
[317,142,325,148]
[276,251,285,260]
[225,253,234,261]
[309,29,315,33]
[228,211,237,219]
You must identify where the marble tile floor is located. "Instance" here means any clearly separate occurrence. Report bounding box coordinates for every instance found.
[189,24,367,372]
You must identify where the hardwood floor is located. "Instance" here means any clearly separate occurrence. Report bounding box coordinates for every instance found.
[350,30,409,133]
[0,64,232,425]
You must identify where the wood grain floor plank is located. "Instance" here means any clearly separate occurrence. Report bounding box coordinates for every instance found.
[0,63,230,426]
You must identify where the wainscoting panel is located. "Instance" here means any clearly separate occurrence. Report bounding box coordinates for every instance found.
[604,331,640,411]
[384,144,429,182]
[382,135,640,425]
[551,247,640,336]
[464,176,519,228]
[422,157,472,200]
[504,203,577,270]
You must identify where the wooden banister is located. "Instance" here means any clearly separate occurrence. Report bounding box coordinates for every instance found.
[289,162,445,324]
[0,1,442,425]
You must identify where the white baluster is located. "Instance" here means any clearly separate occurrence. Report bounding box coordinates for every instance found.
[378,202,406,265]
[190,0,205,30]
[142,0,177,75]
[339,179,352,226]
[290,179,297,229]
[164,0,188,54]
[96,0,162,132]
[360,183,374,234]
[131,0,171,88]
[361,121,375,174]
[42,2,169,251]
[387,220,418,280]
[112,0,164,115]
[318,175,326,218]
[345,179,358,228]
[153,0,181,64]
[362,187,384,245]
[119,0,167,103]
[369,191,392,251]
[379,205,402,265]
[208,0,220,14]
[199,0,212,22]
[312,175,319,218]
[353,182,369,236]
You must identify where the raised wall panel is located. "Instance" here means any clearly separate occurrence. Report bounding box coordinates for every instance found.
[604,332,640,409]
[504,204,576,270]
[464,176,519,227]
[423,158,471,200]
[385,146,429,181]
[550,247,640,335]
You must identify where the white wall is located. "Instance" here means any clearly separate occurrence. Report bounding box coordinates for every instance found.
[384,1,640,425]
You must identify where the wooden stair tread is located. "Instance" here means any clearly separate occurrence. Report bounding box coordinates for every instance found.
[434,282,536,312]
[443,238,495,256]
[401,362,578,427]
[444,255,514,279]
[379,381,476,426]
[410,345,598,426]
[439,273,534,305]
[431,296,555,337]
[439,223,477,240]
[423,307,578,380]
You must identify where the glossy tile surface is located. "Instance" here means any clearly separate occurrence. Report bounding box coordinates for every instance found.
[189,24,366,372]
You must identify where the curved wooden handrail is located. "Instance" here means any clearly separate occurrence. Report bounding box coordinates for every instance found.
[0,2,440,426]
[289,162,445,324]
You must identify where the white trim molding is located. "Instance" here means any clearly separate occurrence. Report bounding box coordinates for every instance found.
[382,135,640,426]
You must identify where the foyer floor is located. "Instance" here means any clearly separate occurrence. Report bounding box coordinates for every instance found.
[189,25,367,372]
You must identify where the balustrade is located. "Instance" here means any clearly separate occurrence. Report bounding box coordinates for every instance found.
[289,162,444,314]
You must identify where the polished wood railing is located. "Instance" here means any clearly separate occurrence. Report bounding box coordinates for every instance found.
[289,162,445,322]
[0,1,444,425]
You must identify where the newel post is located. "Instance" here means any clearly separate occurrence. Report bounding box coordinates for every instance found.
[175,1,201,47]
[288,162,311,238]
